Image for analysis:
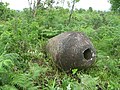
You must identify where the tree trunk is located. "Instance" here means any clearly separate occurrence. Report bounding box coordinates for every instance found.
[68,0,76,24]
[37,0,41,8]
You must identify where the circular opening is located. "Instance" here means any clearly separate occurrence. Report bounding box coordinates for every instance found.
[83,48,92,60]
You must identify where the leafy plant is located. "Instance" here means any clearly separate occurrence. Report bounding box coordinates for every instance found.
[0,2,120,89]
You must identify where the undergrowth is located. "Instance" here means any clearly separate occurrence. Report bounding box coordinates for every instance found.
[0,2,120,90]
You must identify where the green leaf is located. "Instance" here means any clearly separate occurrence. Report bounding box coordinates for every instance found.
[76,0,80,2]
[72,69,78,75]
[1,85,17,90]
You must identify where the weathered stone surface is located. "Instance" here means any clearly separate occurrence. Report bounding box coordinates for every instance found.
[46,31,96,71]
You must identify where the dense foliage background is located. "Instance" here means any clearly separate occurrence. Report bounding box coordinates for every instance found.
[0,1,120,90]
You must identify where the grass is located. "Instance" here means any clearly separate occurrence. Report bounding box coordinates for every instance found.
[0,4,120,89]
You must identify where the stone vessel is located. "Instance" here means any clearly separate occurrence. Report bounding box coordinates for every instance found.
[46,31,96,71]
